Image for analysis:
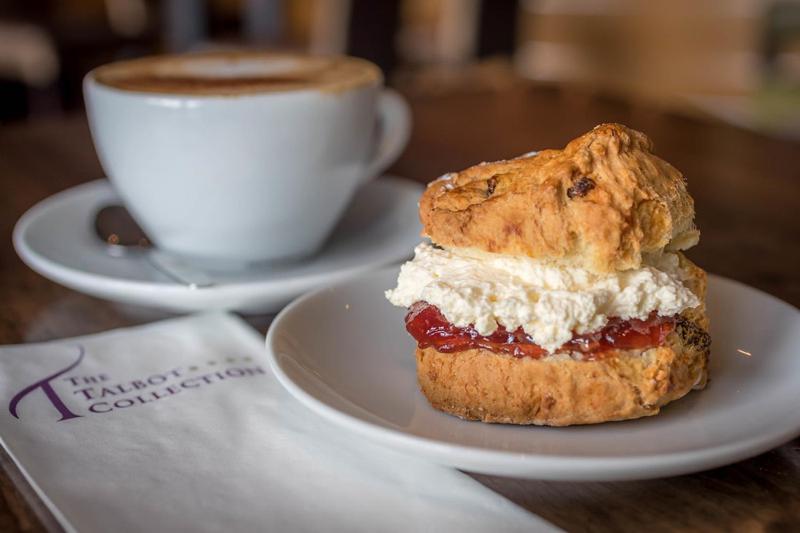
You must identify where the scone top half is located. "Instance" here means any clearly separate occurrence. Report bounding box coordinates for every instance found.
[420,123,698,273]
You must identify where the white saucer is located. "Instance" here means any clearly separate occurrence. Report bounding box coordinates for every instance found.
[13,177,423,313]
[267,267,800,481]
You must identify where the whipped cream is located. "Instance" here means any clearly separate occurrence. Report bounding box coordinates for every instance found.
[385,244,699,353]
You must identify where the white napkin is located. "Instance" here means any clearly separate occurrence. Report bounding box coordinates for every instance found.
[0,314,555,533]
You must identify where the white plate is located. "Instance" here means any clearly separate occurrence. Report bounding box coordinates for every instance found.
[13,177,422,313]
[267,267,800,481]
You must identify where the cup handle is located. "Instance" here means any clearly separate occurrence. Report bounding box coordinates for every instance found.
[361,89,411,184]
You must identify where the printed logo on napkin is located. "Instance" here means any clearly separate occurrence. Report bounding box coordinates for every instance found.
[8,344,266,422]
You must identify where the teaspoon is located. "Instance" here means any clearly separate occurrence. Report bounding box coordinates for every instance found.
[94,205,214,288]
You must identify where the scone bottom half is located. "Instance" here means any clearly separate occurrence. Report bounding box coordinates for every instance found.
[411,312,710,427]
[390,123,711,426]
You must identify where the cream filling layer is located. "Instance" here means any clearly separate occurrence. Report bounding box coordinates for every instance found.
[385,243,699,353]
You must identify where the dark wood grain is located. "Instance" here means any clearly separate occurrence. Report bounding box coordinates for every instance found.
[0,82,798,532]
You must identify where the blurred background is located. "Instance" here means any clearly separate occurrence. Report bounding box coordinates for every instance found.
[0,0,799,139]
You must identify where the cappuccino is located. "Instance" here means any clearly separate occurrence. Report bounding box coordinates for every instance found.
[92,51,382,95]
[84,51,409,263]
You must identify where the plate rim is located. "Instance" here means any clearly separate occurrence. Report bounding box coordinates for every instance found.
[12,177,423,306]
[266,268,800,481]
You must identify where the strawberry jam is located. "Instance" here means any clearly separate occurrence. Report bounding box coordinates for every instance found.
[405,302,674,359]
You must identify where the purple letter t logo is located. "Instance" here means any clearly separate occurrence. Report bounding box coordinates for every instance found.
[9,346,85,422]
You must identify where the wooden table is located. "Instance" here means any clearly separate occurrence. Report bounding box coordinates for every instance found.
[1,83,798,532]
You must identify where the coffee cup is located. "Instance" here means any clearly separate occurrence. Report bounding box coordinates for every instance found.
[83,51,410,264]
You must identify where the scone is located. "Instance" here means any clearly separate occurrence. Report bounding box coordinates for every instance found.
[386,123,711,426]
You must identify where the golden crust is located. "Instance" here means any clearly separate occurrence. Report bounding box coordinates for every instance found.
[415,315,710,426]
[420,123,698,273]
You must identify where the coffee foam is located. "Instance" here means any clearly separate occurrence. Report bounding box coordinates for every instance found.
[92,51,382,96]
